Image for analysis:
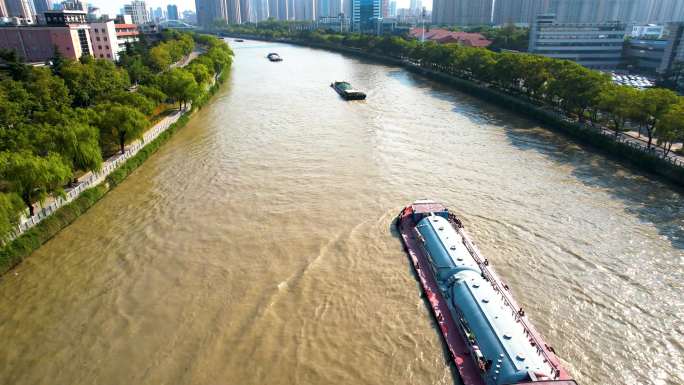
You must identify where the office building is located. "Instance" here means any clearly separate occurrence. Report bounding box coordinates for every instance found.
[88,20,119,60]
[528,14,625,69]
[432,0,492,26]
[625,39,668,72]
[124,0,148,25]
[115,22,139,46]
[0,9,91,62]
[352,0,380,32]
[167,4,178,20]
[659,22,684,73]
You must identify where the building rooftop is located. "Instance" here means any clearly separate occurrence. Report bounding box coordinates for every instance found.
[409,28,492,48]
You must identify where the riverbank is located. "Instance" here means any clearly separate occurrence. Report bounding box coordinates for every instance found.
[225,34,684,187]
[0,67,230,276]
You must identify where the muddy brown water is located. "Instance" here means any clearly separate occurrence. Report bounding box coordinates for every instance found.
[0,40,682,385]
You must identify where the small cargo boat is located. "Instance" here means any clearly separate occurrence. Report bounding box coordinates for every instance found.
[234,39,244,42]
[331,81,366,100]
[267,53,283,62]
[396,200,577,385]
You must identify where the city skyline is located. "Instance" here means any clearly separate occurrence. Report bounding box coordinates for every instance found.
[88,0,422,17]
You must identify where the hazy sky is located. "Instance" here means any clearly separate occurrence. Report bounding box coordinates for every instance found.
[88,0,422,16]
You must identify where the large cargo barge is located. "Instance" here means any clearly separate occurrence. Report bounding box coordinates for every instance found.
[396,200,577,385]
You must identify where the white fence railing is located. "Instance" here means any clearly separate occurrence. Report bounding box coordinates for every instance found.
[14,107,187,236]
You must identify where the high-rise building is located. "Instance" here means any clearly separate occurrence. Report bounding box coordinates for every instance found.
[388,0,395,17]
[167,4,178,20]
[432,0,492,25]
[151,6,162,21]
[292,0,315,20]
[238,0,250,22]
[342,0,351,18]
[253,0,268,21]
[124,0,149,25]
[644,0,684,23]
[33,0,52,14]
[352,0,380,32]
[528,14,625,69]
[195,0,226,26]
[5,0,36,22]
[493,0,551,25]
[318,0,340,18]
[225,0,240,23]
[60,0,87,11]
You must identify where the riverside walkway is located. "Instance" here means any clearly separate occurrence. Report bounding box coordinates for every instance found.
[14,106,188,236]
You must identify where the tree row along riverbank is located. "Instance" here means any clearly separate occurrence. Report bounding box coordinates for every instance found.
[0,33,233,276]
[220,30,684,187]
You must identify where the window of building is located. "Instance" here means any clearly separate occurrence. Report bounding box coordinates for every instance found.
[98,45,102,49]
[96,36,100,41]
[105,45,109,49]
[107,53,111,58]
[100,54,104,58]
[104,37,107,41]
[94,28,98,33]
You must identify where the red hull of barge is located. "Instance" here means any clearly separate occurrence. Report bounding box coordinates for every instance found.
[395,203,576,385]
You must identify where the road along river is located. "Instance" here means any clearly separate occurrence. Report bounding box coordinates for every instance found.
[0,39,682,385]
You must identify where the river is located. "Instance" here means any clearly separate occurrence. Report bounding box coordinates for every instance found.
[0,39,682,385]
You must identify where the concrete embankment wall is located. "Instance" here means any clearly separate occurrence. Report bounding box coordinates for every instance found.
[224,33,684,187]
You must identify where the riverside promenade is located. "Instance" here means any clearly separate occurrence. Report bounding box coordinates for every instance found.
[14,106,188,236]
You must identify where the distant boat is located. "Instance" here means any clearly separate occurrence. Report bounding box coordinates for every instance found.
[267,53,283,62]
[234,39,244,42]
[331,81,366,100]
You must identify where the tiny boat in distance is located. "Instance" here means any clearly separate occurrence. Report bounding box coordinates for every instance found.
[234,39,244,42]
[396,200,578,385]
[331,81,366,100]
[267,53,283,62]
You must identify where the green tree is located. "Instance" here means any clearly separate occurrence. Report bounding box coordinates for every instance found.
[598,84,639,136]
[160,69,200,110]
[137,85,167,104]
[107,90,156,115]
[60,58,130,107]
[95,104,148,154]
[187,63,212,85]
[36,123,103,176]
[631,88,679,148]
[0,192,23,241]
[148,45,172,71]
[547,62,609,121]
[0,151,71,216]
[655,102,684,156]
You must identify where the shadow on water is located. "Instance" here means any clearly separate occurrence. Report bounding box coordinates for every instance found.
[505,125,684,250]
[389,67,683,250]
